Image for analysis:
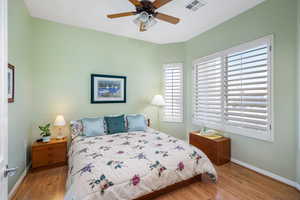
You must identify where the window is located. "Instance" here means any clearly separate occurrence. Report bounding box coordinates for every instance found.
[193,57,222,125]
[163,63,183,122]
[193,36,273,141]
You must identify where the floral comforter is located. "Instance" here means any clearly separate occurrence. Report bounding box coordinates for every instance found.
[65,128,217,200]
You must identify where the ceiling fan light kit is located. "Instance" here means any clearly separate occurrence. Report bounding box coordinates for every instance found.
[107,0,180,32]
[133,12,157,32]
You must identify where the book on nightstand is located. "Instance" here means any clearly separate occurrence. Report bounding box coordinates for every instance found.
[193,128,224,140]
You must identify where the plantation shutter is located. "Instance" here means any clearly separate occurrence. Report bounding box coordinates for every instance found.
[224,44,271,132]
[163,63,183,122]
[193,57,222,126]
[192,36,272,140]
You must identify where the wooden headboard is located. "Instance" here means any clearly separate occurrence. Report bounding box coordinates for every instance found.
[147,119,151,127]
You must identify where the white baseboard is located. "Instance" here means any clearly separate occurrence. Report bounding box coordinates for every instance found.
[231,158,299,191]
[8,162,31,200]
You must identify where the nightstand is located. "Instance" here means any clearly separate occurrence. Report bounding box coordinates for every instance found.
[31,138,67,169]
[189,131,231,165]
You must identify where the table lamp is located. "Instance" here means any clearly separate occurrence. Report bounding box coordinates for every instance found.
[54,115,66,139]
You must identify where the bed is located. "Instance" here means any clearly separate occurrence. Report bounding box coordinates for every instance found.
[65,124,217,200]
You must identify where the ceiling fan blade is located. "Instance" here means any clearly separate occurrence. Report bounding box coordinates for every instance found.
[128,0,142,6]
[152,0,173,9]
[107,12,136,19]
[155,12,180,24]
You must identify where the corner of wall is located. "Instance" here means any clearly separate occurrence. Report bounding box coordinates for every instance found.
[297,0,300,185]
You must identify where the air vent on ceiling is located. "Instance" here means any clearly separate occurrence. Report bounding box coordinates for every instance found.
[185,0,206,11]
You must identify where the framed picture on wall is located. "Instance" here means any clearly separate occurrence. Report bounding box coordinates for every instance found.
[91,74,126,104]
[8,64,15,103]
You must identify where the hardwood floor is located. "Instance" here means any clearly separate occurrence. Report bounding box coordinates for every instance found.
[12,162,300,200]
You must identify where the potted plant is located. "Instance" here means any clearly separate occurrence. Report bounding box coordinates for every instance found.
[39,123,51,142]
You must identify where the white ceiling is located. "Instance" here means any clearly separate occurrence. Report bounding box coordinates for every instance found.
[24,0,264,44]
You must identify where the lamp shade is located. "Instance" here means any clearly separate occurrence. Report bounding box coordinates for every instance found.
[54,115,66,126]
[151,95,165,106]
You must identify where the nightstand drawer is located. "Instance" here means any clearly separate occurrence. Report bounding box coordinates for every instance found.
[32,149,50,168]
[33,142,66,151]
[51,146,67,163]
[31,138,67,169]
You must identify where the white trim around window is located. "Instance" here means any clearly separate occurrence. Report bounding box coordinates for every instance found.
[192,35,274,141]
[163,63,184,123]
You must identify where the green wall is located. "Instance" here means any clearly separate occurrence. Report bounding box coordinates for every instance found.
[297,0,300,185]
[8,0,33,192]
[158,43,186,140]
[185,0,298,180]
[30,19,162,141]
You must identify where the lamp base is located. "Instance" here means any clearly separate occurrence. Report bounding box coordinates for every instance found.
[56,135,64,140]
[56,128,64,140]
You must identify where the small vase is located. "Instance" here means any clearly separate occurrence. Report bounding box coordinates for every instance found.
[42,136,51,143]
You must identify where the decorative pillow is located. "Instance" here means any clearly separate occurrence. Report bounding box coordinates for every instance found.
[104,115,127,134]
[126,114,147,132]
[70,120,84,139]
[82,117,105,137]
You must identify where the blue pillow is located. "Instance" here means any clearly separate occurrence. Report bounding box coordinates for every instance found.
[82,117,105,137]
[127,114,147,132]
[104,115,127,134]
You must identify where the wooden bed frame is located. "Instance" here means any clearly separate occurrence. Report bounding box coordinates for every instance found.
[135,174,202,200]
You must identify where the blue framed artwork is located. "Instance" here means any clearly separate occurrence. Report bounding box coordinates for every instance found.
[91,74,126,104]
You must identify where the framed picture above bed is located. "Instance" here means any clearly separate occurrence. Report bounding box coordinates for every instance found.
[91,74,126,104]
[8,64,15,103]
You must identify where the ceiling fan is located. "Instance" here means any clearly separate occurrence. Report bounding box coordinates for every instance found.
[107,0,180,32]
